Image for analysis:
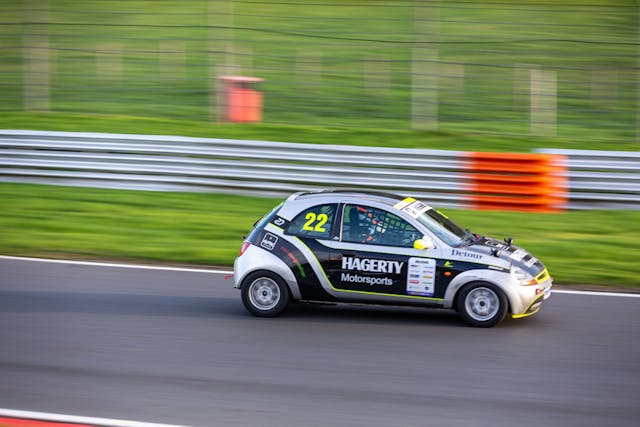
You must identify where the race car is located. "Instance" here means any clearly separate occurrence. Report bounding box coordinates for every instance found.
[233,190,552,327]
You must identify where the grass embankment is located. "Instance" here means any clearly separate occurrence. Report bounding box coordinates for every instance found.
[0,1,637,140]
[1,182,638,288]
[1,112,638,153]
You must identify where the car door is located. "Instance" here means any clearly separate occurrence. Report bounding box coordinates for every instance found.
[282,202,341,301]
[325,203,444,301]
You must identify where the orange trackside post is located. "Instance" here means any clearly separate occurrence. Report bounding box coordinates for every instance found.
[228,87,263,122]
[464,152,568,212]
[220,76,264,123]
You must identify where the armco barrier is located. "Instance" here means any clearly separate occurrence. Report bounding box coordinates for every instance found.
[0,130,468,208]
[536,148,640,210]
[2,130,635,211]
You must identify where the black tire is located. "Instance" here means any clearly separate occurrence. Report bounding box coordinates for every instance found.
[241,271,291,317]
[456,282,508,327]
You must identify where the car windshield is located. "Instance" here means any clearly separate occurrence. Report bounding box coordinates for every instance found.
[414,208,467,246]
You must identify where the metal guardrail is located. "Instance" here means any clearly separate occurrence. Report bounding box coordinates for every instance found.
[0,130,468,208]
[0,130,637,210]
[536,149,640,210]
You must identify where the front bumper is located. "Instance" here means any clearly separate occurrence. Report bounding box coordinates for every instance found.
[511,276,553,319]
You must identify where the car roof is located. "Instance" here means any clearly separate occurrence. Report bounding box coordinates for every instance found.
[291,190,405,207]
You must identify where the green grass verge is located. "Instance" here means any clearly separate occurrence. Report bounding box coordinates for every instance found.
[1,112,638,152]
[1,182,638,288]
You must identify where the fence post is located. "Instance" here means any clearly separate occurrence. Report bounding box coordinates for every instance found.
[530,69,557,137]
[23,0,50,112]
[208,0,233,122]
[411,0,438,131]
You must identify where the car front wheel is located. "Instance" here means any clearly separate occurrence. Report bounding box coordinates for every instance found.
[457,282,508,327]
[241,271,290,317]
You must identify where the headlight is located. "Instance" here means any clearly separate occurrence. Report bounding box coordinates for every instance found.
[513,266,550,286]
[512,266,535,285]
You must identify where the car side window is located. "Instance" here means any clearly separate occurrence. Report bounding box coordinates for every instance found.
[343,204,420,247]
[286,204,337,239]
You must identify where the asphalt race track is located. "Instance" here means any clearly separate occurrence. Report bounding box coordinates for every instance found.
[0,257,639,427]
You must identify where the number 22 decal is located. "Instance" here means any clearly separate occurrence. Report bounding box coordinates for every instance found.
[302,212,328,232]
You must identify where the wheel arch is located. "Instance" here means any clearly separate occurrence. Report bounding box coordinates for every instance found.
[452,280,512,315]
[234,245,302,300]
[444,269,514,314]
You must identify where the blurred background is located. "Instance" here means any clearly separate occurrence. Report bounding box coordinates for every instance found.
[1,0,638,142]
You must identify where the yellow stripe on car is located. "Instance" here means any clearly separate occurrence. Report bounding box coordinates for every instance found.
[393,197,416,210]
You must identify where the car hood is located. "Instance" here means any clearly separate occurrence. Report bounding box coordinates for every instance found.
[458,236,546,276]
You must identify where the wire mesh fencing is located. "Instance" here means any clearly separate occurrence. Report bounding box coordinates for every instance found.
[1,0,638,141]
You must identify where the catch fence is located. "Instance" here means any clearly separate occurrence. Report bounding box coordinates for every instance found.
[1,1,638,141]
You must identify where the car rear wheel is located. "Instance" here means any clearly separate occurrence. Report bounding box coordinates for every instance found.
[457,282,508,327]
[241,271,290,317]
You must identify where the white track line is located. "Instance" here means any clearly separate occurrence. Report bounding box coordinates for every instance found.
[0,255,232,275]
[0,408,190,427]
[551,289,640,298]
[1,255,638,299]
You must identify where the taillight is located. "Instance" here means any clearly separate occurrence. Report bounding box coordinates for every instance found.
[239,241,251,256]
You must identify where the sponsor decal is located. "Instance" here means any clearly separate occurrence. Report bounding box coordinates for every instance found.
[406,257,436,296]
[279,245,306,278]
[451,249,484,261]
[403,201,430,218]
[341,273,393,286]
[260,232,278,251]
[342,257,404,274]
[394,197,432,218]
[444,260,453,268]
[273,216,287,227]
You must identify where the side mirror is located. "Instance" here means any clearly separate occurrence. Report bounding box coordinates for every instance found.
[413,236,435,250]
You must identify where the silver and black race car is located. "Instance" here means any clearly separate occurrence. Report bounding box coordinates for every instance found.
[233,191,552,327]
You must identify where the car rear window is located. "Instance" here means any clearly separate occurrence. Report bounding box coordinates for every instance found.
[246,202,283,243]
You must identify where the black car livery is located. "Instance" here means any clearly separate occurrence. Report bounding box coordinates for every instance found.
[234,191,552,327]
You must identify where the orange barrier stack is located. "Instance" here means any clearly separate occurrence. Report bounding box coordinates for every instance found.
[464,152,568,212]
